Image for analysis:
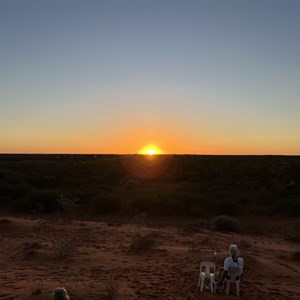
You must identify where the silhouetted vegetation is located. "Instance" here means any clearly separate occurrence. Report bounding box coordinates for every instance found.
[89,193,121,214]
[0,154,299,219]
[212,215,240,232]
[293,250,300,261]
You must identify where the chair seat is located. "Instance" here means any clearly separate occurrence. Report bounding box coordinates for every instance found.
[200,271,215,277]
[198,261,216,293]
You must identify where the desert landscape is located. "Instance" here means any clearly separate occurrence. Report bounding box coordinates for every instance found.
[1,1,300,299]
[0,155,299,299]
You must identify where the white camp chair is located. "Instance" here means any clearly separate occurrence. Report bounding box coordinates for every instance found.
[225,266,241,296]
[198,261,216,293]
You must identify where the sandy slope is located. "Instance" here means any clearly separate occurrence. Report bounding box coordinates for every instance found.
[0,216,299,300]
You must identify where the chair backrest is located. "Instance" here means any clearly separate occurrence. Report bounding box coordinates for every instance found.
[228,266,241,280]
[200,261,216,278]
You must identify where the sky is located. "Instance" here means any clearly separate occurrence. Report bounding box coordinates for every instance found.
[0,0,299,155]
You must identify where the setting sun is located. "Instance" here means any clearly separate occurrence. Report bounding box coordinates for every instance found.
[147,149,155,155]
[139,144,163,155]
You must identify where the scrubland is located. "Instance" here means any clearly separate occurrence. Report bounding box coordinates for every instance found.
[0,154,299,299]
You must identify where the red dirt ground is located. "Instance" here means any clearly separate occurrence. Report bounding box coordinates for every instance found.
[0,216,299,299]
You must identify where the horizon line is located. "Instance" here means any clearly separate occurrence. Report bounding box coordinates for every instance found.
[0,152,299,157]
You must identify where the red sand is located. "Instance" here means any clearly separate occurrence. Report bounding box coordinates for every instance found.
[0,216,299,299]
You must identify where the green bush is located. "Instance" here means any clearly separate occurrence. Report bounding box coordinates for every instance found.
[213,215,239,232]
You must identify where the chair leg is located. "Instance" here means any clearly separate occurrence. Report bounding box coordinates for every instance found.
[199,273,206,292]
[236,281,240,296]
[226,280,230,295]
[198,272,202,288]
[209,274,215,293]
[200,279,204,292]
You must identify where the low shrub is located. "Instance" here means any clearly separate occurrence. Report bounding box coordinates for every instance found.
[32,287,42,295]
[189,205,204,218]
[166,198,186,216]
[9,189,59,212]
[277,197,300,217]
[287,224,300,242]
[34,219,45,234]
[0,182,33,205]
[213,198,241,216]
[130,233,160,252]
[130,191,206,217]
[56,194,80,210]
[103,277,118,300]
[134,212,147,226]
[53,240,76,259]
[293,250,300,261]
[0,218,12,225]
[175,191,206,211]
[130,191,169,215]
[213,215,239,232]
[181,219,208,234]
[89,193,121,214]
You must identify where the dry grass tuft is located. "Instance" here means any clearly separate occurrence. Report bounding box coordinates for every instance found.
[103,277,119,300]
[130,233,160,252]
[54,240,77,259]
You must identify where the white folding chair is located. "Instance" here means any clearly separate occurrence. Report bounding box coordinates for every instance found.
[198,261,216,293]
[225,266,241,296]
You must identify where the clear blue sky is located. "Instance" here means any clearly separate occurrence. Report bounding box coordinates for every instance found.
[1,0,299,154]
